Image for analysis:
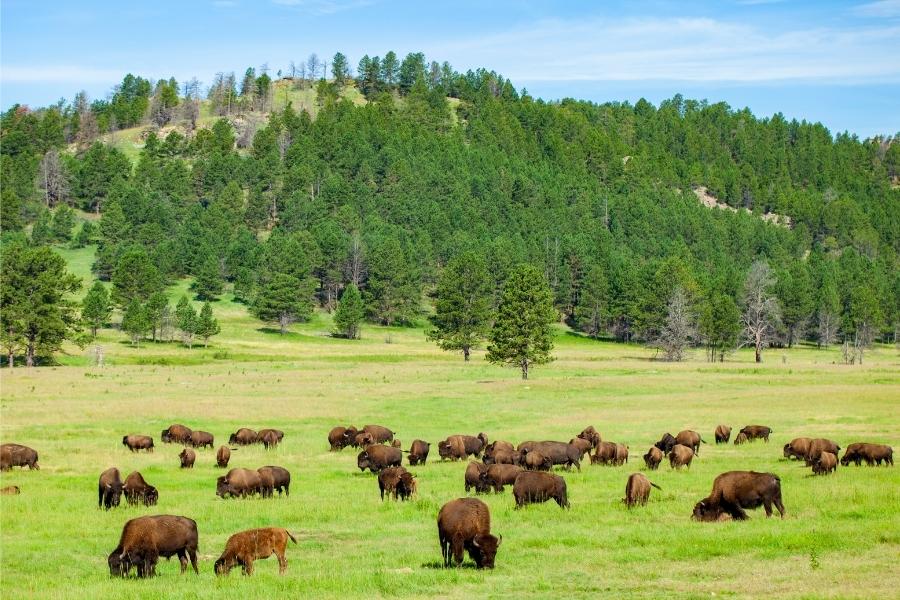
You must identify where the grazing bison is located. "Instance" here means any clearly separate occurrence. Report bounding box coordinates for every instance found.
[357,445,402,473]
[256,468,275,498]
[513,471,569,509]
[108,515,199,578]
[568,437,593,460]
[122,435,154,453]
[0,443,39,471]
[669,444,694,470]
[362,424,394,443]
[407,439,431,465]
[841,443,893,467]
[259,466,291,496]
[675,430,705,455]
[521,441,581,470]
[123,471,158,506]
[465,462,490,494]
[485,450,522,466]
[480,464,524,493]
[805,438,841,466]
[654,433,677,453]
[354,432,376,448]
[483,440,515,462]
[216,468,263,498]
[437,498,501,569]
[591,441,618,466]
[328,426,350,451]
[812,452,837,475]
[1,485,20,495]
[228,428,258,446]
[260,430,280,450]
[216,445,231,468]
[438,436,467,461]
[577,426,601,449]
[643,447,664,470]
[783,437,812,461]
[161,424,192,445]
[739,425,772,442]
[98,467,124,510]
[215,527,296,576]
[189,431,214,449]
[446,434,487,459]
[378,466,413,500]
[179,448,196,469]
[524,450,552,471]
[624,473,661,507]
[692,471,785,521]
[715,425,732,444]
[733,432,749,445]
[396,470,417,501]
[615,444,629,466]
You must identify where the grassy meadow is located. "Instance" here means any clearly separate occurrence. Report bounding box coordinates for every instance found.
[1,277,899,599]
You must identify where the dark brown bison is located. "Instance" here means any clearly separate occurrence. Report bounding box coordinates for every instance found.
[216,445,231,468]
[438,436,467,461]
[513,471,569,509]
[654,433,677,453]
[256,468,275,498]
[328,426,350,451]
[1,485,20,495]
[483,440,515,462]
[524,450,552,471]
[437,498,501,569]
[568,437,593,460]
[805,438,841,466]
[357,445,402,473]
[215,528,296,576]
[480,464,524,493]
[521,441,581,470]
[734,432,749,445]
[216,468,262,498]
[643,447,663,470]
[484,450,522,466]
[260,430,280,450]
[739,425,772,442]
[783,437,812,460]
[259,466,291,496]
[669,444,694,470]
[577,426,601,449]
[692,471,785,521]
[179,448,196,469]
[624,473,661,507]
[228,428,258,446]
[122,435,154,453]
[407,439,430,465]
[812,452,837,475]
[363,424,394,443]
[465,461,490,493]
[189,431,214,449]
[675,430,705,455]
[160,424,192,445]
[396,470,417,501]
[108,515,198,578]
[378,466,415,501]
[98,467,123,510]
[591,441,618,465]
[123,471,158,506]
[0,443,39,471]
[840,443,893,467]
[714,425,732,444]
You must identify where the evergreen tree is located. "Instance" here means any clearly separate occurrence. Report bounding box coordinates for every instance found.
[175,295,198,348]
[111,247,163,306]
[72,220,95,248]
[486,265,557,379]
[192,257,224,301]
[815,269,841,348]
[574,263,609,338]
[427,252,493,360]
[364,236,421,326]
[699,292,741,362]
[333,283,364,339]
[81,281,112,337]
[144,291,168,342]
[776,261,814,347]
[331,52,349,86]
[654,287,697,361]
[195,301,221,347]
[51,205,76,242]
[31,209,53,245]
[122,299,149,345]
[253,273,312,334]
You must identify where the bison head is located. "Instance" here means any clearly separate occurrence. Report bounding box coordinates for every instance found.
[108,552,128,577]
[144,486,159,506]
[161,430,171,443]
[357,450,370,472]
[654,434,675,452]
[216,476,230,498]
[121,436,129,447]
[691,499,722,522]
[104,482,123,509]
[470,533,501,569]
[214,556,235,576]
[438,441,451,460]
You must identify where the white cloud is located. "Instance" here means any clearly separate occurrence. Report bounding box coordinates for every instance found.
[0,65,124,84]
[853,0,900,17]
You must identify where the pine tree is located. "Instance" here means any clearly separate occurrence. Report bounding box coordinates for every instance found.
[122,299,149,346]
[111,247,163,306]
[331,52,349,86]
[427,252,493,360]
[253,273,313,334]
[175,295,198,348]
[699,292,741,362]
[72,220,95,248]
[195,302,220,347]
[31,209,54,245]
[82,281,112,337]
[333,283,364,339]
[144,291,168,342]
[51,205,76,242]
[574,263,608,338]
[486,265,557,379]
[654,287,697,361]
[192,257,224,301]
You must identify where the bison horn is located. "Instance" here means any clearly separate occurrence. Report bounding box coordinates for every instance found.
[472,538,481,548]
[496,534,503,546]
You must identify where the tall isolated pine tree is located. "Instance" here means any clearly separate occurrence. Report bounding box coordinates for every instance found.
[427,252,493,361]
[82,281,112,337]
[253,273,313,334]
[175,295,198,348]
[333,283,364,339]
[195,302,220,347]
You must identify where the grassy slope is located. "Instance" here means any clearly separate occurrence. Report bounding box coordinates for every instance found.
[1,274,899,598]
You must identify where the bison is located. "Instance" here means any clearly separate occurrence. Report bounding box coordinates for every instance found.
[484,449,522,466]
[675,430,705,455]
[654,433,677,453]
[783,437,812,461]
[378,466,415,500]
[98,467,124,510]
[520,441,581,470]
[228,428,258,446]
[437,498,501,569]
[122,435,154,453]
[216,445,231,468]
[160,424,192,445]
[189,431,214,449]
[108,515,198,578]
[615,444,629,466]
[840,443,893,467]
[734,432,749,445]
[407,439,431,465]
[480,464,524,493]
[483,440,515,462]
[624,473,661,507]
[362,424,395,443]
[357,445,402,473]
[179,448,196,469]
[259,466,291,496]
[328,426,350,451]
[739,425,772,442]
[513,471,569,509]
[446,434,487,459]
[216,468,262,498]
[438,436,467,461]
[591,441,618,466]
[354,431,376,448]
[669,444,694,470]
[568,437,593,461]
[123,471,158,506]
[812,452,837,475]
[805,438,841,466]
[465,461,490,493]
[523,450,552,471]
[577,426,601,449]
[214,527,296,576]
[1,485,20,495]
[692,471,785,521]
[714,425,732,444]
[260,430,280,450]
[0,443,39,471]
[643,446,663,470]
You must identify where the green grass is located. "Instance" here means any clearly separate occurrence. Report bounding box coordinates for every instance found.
[2,295,899,598]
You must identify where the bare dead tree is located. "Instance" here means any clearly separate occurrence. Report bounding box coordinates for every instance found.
[345,231,366,287]
[307,53,320,83]
[654,287,697,361]
[38,150,70,207]
[816,308,839,348]
[741,260,782,363]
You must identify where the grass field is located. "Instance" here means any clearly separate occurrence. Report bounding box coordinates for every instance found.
[1,284,899,599]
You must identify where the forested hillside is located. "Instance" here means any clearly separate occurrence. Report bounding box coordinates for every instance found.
[1,52,898,366]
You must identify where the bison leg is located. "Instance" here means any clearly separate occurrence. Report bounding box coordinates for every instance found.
[177,550,188,574]
[728,505,749,520]
[276,550,287,574]
[450,538,465,567]
[243,558,254,576]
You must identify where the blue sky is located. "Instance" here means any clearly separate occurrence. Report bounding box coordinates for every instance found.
[2,0,898,137]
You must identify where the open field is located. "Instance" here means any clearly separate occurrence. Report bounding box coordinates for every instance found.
[1,293,899,599]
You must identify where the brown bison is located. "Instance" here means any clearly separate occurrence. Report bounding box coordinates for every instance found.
[783,437,812,461]
[354,431,376,448]
[734,432,749,445]
[260,430,280,450]
[643,446,663,470]
[357,445,402,473]
[669,444,694,470]
[715,425,732,444]
[438,436,466,461]
[122,435,154,453]
[465,461,490,493]
[568,437,593,460]
[513,471,569,509]
[189,431,214,449]
[363,424,395,443]
[328,426,350,451]
[591,441,618,466]
[484,449,523,466]
[654,433,677,453]
[624,473,661,507]
[812,452,837,475]
[577,426,601,449]
[692,471,785,521]
[407,439,431,465]
[739,425,772,442]
[446,434,487,459]
[256,468,275,498]
[437,498,501,569]
[228,428,258,446]
[483,440,515,462]
[98,467,124,510]
[480,464,524,493]
[841,443,893,467]
[258,466,291,496]
[524,450,552,471]
[216,445,231,468]
[520,441,581,470]
[0,443,39,471]
[179,448,196,469]
[108,515,199,578]
[378,466,416,501]
[214,527,296,576]
[805,438,841,466]
[391,439,402,448]
[675,430,705,455]
[1,485,20,495]
[216,468,263,498]
[615,444,629,466]
[160,424,192,445]
[123,471,158,506]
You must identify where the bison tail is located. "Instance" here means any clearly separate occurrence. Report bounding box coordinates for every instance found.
[286,531,298,544]
[650,482,662,490]
[700,437,707,444]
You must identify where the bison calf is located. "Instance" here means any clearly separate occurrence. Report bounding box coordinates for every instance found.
[215,527,296,576]
[733,432,749,445]
[216,445,231,468]
[437,498,501,569]
[812,452,837,475]
[624,473,661,507]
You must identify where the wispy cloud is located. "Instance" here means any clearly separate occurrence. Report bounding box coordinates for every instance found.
[852,0,900,17]
[0,65,124,84]
[271,0,373,15]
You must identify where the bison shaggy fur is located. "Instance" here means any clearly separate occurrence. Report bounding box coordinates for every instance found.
[437,498,501,569]
[513,471,569,509]
[692,471,785,521]
[108,515,198,578]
